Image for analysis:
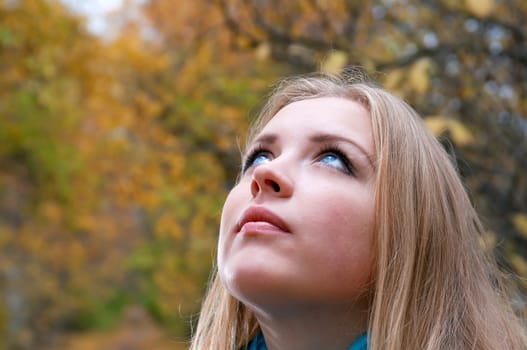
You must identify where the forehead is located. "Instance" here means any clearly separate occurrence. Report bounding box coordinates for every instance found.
[258,97,372,143]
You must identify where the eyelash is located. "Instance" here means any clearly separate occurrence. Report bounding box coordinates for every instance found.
[242,145,270,173]
[241,143,356,176]
[316,143,356,176]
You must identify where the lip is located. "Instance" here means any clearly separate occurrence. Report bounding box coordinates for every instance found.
[235,206,291,235]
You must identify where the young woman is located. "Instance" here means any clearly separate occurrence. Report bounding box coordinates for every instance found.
[190,71,526,349]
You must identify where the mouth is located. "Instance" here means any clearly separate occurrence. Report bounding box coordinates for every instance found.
[235,206,291,235]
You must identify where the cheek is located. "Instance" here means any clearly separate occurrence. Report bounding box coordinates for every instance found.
[219,184,245,231]
[303,186,375,280]
[319,202,374,267]
[217,185,245,267]
[306,185,375,239]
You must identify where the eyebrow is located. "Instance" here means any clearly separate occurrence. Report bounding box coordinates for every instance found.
[252,132,375,169]
[310,132,374,169]
[252,133,278,146]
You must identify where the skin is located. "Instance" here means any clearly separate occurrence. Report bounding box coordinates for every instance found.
[218,97,376,350]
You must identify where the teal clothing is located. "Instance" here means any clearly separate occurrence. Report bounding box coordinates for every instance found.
[349,333,368,350]
[247,331,368,350]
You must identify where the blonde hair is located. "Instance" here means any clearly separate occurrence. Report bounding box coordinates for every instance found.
[190,71,526,349]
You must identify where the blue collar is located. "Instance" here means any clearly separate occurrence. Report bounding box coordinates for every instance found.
[248,331,368,350]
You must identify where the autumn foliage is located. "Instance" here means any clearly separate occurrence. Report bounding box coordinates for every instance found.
[1,0,526,349]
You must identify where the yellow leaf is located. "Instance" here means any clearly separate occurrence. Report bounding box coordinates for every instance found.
[77,213,96,232]
[155,212,182,239]
[510,254,527,277]
[255,42,271,61]
[512,213,527,240]
[424,116,450,136]
[424,116,475,146]
[236,36,253,49]
[137,190,161,210]
[409,58,432,93]
[448,120,475,146]
[321,50,348,74]
[464,0,495,18]
[40,201,63,224]
[383,68,404,91]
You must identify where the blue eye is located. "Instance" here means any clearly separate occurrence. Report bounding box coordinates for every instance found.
[242,148,272,172]
[252,153,271,166]
[320,153,343,167]
[318,149,355,175]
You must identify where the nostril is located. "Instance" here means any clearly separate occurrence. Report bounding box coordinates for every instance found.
[251,180,260,195]
[265,179,280,192]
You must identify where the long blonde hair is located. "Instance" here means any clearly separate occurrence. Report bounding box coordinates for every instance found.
[190,71,526,349]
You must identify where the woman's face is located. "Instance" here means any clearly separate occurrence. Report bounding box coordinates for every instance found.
[218,97,376,308]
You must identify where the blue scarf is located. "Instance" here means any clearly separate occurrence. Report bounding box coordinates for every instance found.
[248,331,368,350]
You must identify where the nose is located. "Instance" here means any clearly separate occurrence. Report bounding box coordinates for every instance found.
[250,160,293,198]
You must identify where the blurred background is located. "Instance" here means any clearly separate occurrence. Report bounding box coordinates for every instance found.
[1,0,526,349]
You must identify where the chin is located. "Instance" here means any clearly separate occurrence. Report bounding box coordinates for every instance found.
[220,264,299,307]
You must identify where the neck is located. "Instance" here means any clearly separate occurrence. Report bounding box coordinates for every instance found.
[251,300,369,350]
